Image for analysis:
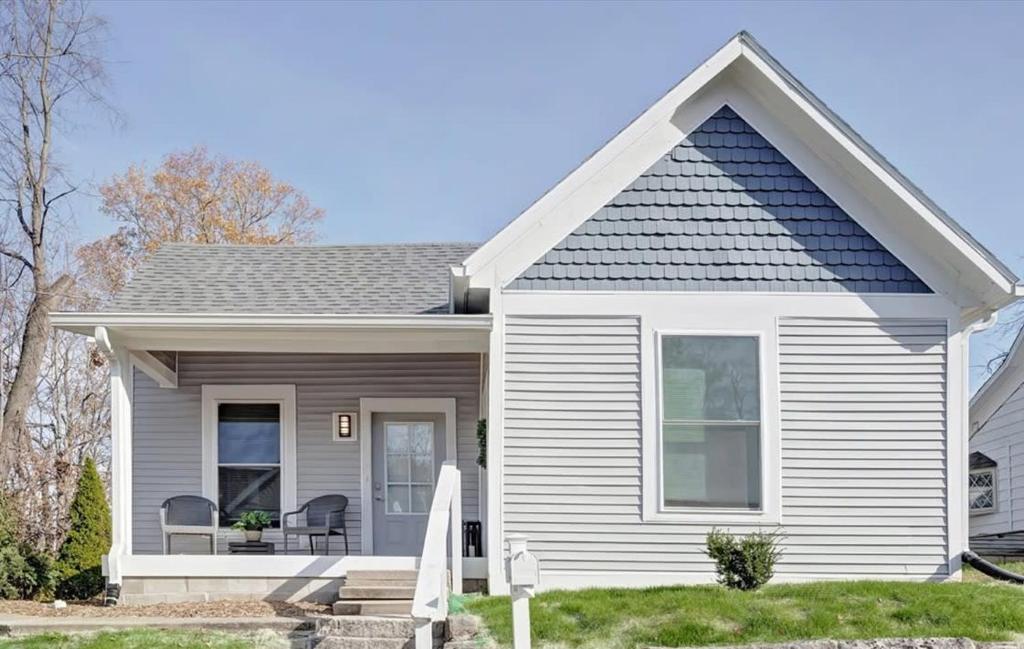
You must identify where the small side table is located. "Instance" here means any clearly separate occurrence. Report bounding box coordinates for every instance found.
[228,541,275,555]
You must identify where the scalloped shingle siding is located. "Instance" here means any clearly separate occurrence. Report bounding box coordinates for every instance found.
[511,105,930,293]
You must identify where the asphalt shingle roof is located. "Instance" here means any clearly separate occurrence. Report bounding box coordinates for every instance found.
[511,106,931,293]
[105,242,479,315]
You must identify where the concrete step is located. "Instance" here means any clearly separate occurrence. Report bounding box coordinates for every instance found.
[345,570,419,582]
[332,599,414,616]
[314,638,445,649]
[316,616,445,639]
[344,579,417,589]
[315,638,414,649]
[339,586,416,600]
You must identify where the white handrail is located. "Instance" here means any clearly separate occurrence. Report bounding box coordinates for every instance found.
[412,460,462,647]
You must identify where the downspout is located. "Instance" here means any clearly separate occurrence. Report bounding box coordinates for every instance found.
[959,311,1024,584]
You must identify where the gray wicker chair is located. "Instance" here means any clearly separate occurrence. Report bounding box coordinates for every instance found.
[160,495,219,555]
[282,495,349,555]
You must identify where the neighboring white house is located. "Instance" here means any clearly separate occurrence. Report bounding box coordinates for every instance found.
[53,32,1022,606]
[969,326,1024,543]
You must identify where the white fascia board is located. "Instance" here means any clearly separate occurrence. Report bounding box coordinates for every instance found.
[460,31,1017,310]
[51,312,493,336]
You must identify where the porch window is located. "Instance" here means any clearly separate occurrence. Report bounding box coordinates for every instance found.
[659,335,762,510]
[217,403,282,527]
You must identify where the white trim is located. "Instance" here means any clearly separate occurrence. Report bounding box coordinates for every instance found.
[201,385,298,525]
[358,397,458,554]
[648,330,777,524]
[105,345,134,582]
[968,466,998,515]
[111,555,488,580]
[52,312,492,334]
[331,411,359,443]
[64,326,490,355]
[485,274,507,594]
[129,350,177,389]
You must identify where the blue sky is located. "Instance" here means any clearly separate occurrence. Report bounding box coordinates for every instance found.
[65,0,1024,387]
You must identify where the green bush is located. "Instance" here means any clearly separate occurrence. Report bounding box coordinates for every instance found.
[0,492,53,600]
[54,457,111,600]
[705,527,782,591]
[476,419,487,468]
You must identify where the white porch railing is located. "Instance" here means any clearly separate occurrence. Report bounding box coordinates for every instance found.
[411,460,462,649]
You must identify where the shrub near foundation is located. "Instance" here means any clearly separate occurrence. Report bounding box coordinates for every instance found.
[54,458,111,600]
[0,493,53,600]
[705,528,782,591]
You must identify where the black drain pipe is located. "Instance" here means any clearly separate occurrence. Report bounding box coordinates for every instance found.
[962,550,1024,584]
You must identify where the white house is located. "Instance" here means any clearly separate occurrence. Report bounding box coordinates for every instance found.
[53,32,1021,611]
[969,325,1024,548]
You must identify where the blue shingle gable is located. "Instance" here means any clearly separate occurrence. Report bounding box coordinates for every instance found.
[510,105,931,293]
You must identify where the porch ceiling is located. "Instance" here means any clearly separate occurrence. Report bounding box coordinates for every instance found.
[51,313,492,354]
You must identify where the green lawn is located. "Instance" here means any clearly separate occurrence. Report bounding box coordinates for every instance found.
[0,629,290,649]
[465,580,1024,649]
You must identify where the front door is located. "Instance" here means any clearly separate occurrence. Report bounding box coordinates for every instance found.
[371,412,446,555]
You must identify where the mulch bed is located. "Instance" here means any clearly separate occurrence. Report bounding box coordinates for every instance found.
[0,598,329,618]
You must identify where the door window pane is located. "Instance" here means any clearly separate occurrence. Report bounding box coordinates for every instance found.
[411,485,432,513]
[661,336,762,510]
[388,485,410,514]
[411,455,433,483]
[385,421,434,514]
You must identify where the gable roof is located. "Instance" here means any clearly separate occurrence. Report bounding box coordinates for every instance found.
[971,324,1024,435]
[462,32,1020,314]
[103,242,479,315]
[510,105,930,293]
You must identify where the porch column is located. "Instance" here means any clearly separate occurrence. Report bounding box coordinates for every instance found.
[97,327,133,583]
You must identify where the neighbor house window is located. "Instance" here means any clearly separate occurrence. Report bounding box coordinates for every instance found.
[217,403,282,527]
[660,335,762,510]
[969,469,996,513]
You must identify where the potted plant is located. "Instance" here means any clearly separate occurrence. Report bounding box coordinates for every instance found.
[232,510,272,542]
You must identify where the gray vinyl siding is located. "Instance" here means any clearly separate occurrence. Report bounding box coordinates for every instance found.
[970,384,1024,536]
[502,315,949,580]
[132,352,481,555]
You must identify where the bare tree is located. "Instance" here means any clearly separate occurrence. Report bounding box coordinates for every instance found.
[0,0,109,480]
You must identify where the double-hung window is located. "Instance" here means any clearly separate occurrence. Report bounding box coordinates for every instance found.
[217,403,283,527]
[659,335,762,510]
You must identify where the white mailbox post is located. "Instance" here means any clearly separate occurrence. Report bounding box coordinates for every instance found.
[505,534,539,649]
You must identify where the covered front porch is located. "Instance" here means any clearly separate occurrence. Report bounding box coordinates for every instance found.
[52,312,492,604]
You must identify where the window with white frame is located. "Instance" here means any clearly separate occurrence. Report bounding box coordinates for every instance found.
[969,468,996,513]
[659,334,762,510]
[217,403,283,527]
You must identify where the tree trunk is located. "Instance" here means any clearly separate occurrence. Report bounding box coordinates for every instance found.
[1,273,72,480]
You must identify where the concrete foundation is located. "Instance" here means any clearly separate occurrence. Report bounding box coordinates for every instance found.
[118,576,343,605]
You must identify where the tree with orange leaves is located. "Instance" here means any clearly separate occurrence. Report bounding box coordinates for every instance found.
[78,146,323,298]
